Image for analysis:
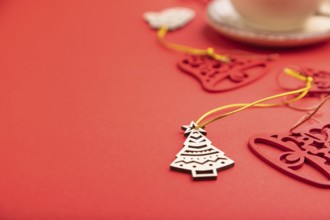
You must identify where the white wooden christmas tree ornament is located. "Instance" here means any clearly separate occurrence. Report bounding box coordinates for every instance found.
[170,122,235,180]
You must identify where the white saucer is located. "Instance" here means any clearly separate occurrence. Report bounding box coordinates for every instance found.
[206,0,330,47]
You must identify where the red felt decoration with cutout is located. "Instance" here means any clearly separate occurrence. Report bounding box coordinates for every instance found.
[300,67,330,95]
[178,54,274,92]
[249,124,330,188]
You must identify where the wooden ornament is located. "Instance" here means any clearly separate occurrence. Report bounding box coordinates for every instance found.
[249,123,330,188]
[178,54,273,92]
[170,122,234,180]
[144,7,195,31]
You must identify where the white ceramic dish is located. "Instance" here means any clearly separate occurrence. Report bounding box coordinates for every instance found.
[207,0,330,47]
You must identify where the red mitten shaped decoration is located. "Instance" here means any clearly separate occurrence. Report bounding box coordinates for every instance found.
[249,124,330,187]
[178,54,274,92]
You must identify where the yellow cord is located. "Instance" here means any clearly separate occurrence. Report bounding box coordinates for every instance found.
[157,26,230,62]
[156,26,311,128]
[195,68,313,128]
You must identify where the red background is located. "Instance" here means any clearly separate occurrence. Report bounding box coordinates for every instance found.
[0,0,329,219]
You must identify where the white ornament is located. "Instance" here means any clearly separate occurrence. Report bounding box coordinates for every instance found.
[319,0,330,16]
[170,122,235,180]
[144,7,195,31]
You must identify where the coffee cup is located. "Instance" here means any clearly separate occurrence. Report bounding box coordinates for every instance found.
[230,0,323,31]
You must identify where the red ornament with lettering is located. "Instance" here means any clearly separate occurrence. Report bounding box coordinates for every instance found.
[178,54,274,92]
[249,124,330,188]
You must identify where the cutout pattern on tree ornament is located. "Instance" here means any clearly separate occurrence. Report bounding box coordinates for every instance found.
[249,123,330,187]
[178,54,273,92]
[299,67,330,95]
[170,122,234,180]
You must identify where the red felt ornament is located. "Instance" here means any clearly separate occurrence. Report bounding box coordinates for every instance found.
[278,66,330,96]
[299,67,330,95]
[249,123,330,187]
[178,54,275,92]
[249,95,330,187]
[277,67,330,111]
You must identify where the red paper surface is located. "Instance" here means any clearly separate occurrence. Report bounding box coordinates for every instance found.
[0,0,329,219]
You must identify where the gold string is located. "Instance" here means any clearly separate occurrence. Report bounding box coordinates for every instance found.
[195,68,313,129]
[157,26,230,62]
[156,26,312,129]
[290,95,330,132]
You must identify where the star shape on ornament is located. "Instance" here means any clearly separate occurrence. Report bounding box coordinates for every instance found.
[181,121,206,136]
